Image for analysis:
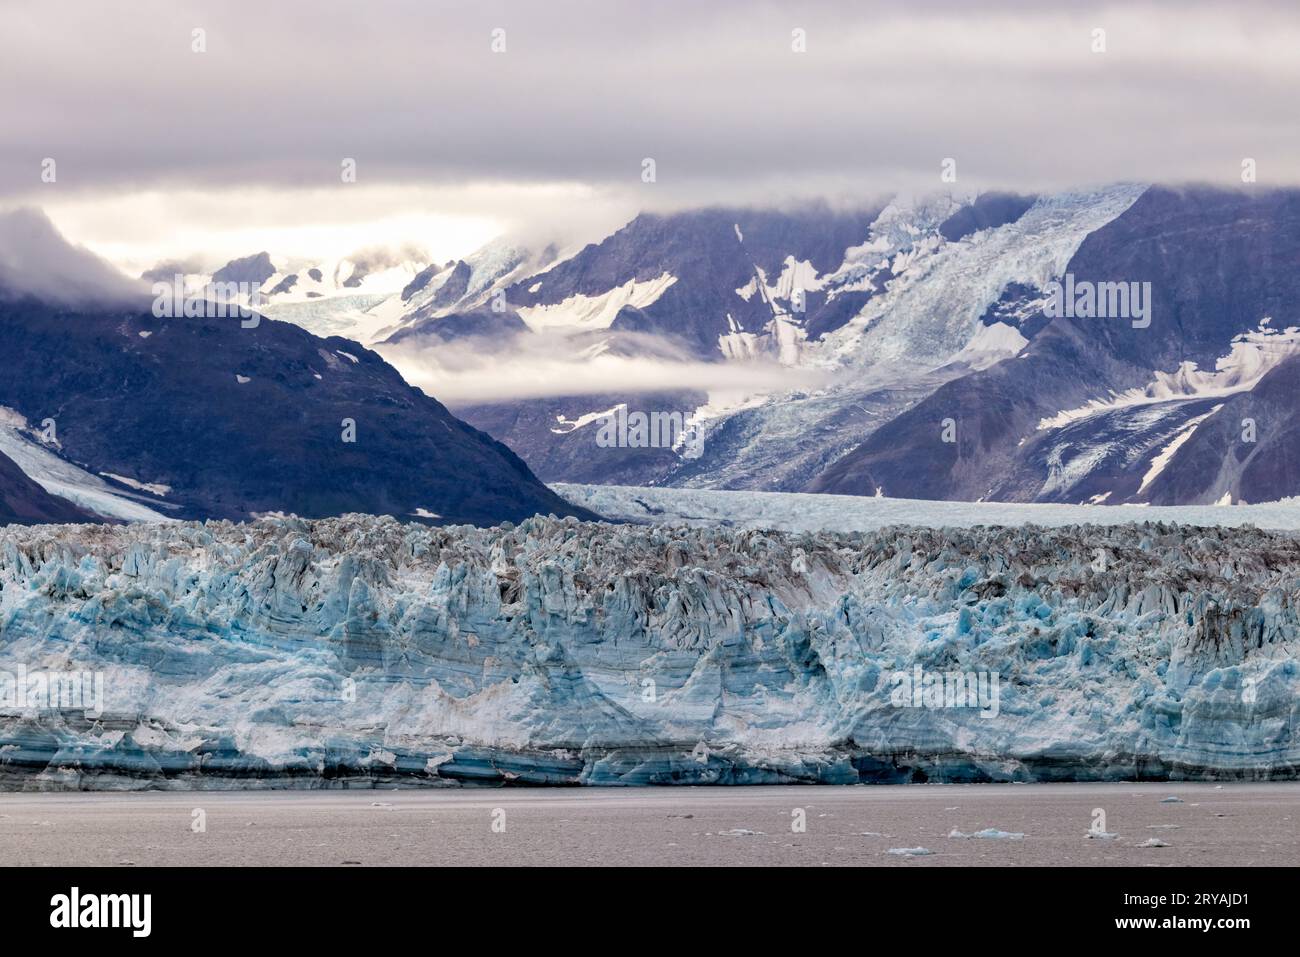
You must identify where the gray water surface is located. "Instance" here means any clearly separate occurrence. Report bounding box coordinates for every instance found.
[2,782,1297,866]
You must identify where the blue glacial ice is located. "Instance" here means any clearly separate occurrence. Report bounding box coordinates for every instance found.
[0,514,1296,788]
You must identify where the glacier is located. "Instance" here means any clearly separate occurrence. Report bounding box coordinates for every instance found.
[0,514,1296,788]
[553,483,1300,534]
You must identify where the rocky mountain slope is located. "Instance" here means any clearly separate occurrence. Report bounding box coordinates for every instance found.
[814,187,1300,506]
[0,294,590,526]
[0,450,94,525]
[126,187,1300,507]
[437,187,1149,492]
[0,211,593,527]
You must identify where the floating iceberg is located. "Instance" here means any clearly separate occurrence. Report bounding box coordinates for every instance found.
[0,514,1297,788]
[949,828,1025,840]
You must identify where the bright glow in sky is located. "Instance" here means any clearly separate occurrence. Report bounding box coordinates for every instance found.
[33,182,624,277]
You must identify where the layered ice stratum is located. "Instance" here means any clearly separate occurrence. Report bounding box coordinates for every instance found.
[0,514,1296,788]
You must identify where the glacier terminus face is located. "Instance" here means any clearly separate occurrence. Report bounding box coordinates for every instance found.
[0,514,1296,788]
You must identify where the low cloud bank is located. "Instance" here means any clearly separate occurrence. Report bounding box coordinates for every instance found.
[0,208,147,307]
[379,332,832,404]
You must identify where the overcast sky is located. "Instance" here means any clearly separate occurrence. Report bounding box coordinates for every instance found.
[3,0,1298,272]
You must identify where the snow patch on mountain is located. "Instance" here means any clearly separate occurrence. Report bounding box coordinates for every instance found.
[950,321,1030,369]
[717,325,763,361]
[0,409,172,522]
[99,474,171,497]
[516,273,678,332]
[1038,323,1300,431]
[551,405,623,434]
[767,257,825,308]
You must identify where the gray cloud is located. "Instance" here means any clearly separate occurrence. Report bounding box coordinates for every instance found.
[3,0,1300,210]
[0,208,146,305]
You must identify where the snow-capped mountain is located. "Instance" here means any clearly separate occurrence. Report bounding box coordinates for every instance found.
[118,186,1300,509]
[142,247,433,343]
[392,236,564,331]
[145,236,577,348]
[388,184,1300,509]
[499,203,884,359]
[1,213,591,527]
[397,203,889,484]
[426,188,1146,491]
[813,186,1300,506]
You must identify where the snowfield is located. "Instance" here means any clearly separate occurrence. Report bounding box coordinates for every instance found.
[552,483,1300,532]
[0,409,173,523]
[0,513,1296,787]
